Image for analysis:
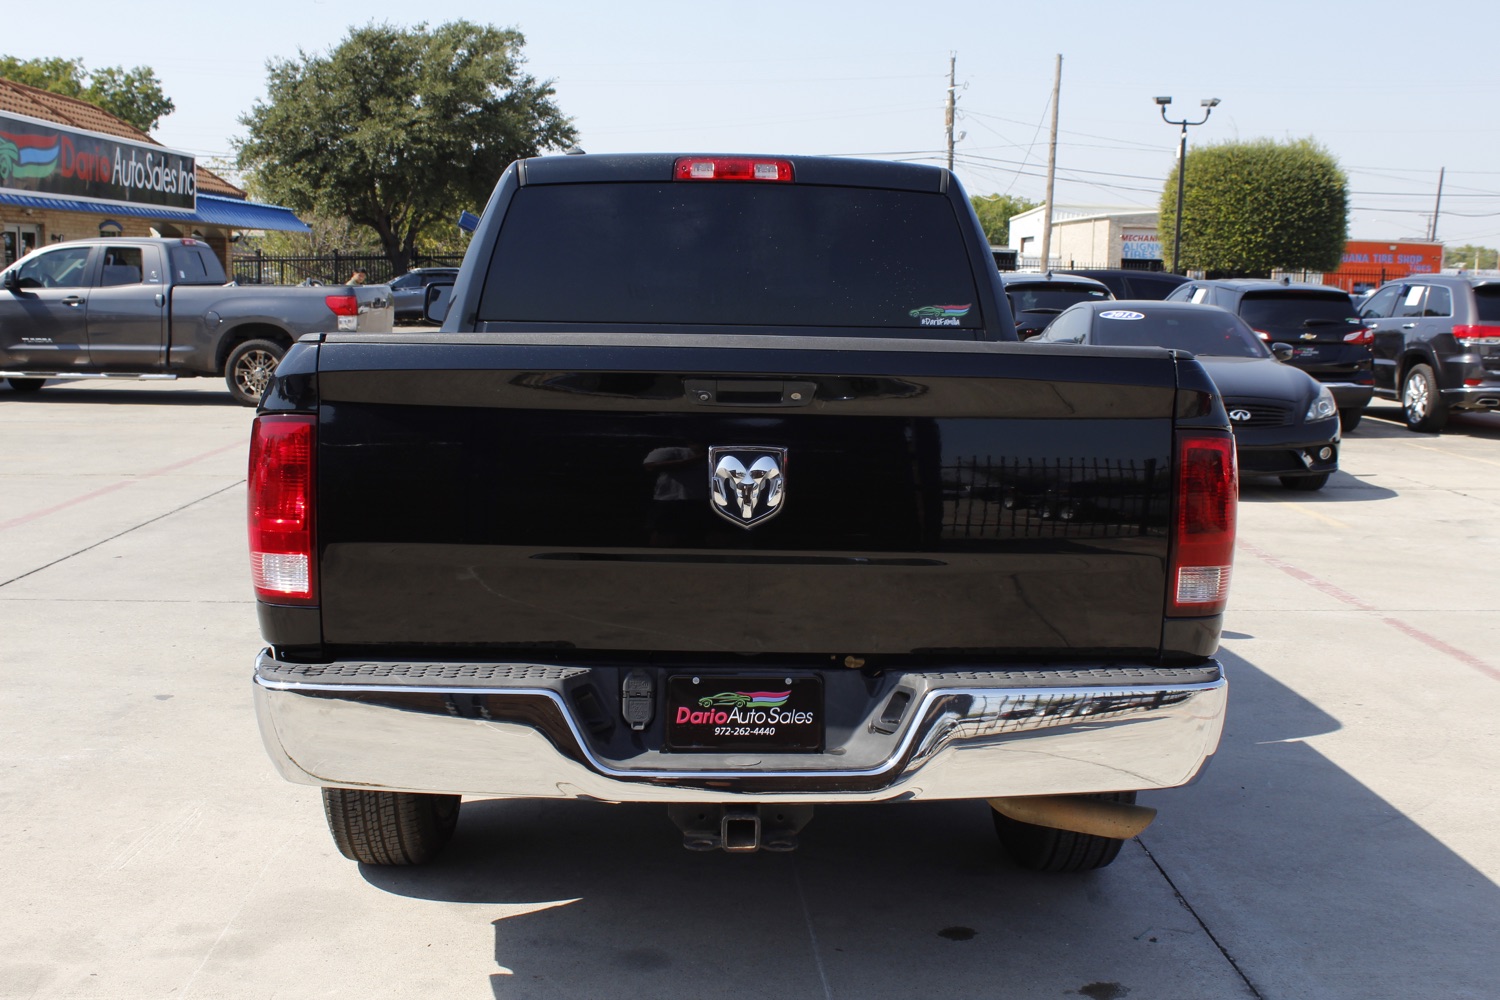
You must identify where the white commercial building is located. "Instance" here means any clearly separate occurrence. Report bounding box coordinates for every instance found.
[1007,205,1163,270]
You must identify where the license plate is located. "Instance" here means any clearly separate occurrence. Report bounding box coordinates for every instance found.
[665,675,823,752]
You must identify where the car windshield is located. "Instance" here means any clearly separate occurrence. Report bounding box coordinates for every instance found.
[1007,284,1108,312]
[1238,291,1356,332]
[1092,309,1269,358]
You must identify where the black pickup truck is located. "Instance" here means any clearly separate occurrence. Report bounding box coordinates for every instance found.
[249,153,1236,872]
[0,236,393,404]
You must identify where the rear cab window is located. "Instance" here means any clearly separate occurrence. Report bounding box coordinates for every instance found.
[476,182,982,334]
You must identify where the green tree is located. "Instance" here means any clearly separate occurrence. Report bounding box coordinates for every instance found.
[236,20,576,274]
[0,55,175,133]
[1160,138,1348,277]
[1444,244,1498,270]
[970,193,1039,246]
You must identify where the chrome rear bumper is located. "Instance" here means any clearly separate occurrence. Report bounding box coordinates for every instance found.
[253,651,1227,803]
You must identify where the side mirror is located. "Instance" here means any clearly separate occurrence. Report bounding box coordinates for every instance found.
[2,268,19,292]
[424,282,455,326]
[1271,342,1294,362]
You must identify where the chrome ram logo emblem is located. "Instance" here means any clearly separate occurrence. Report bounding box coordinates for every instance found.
[709,446,787,528]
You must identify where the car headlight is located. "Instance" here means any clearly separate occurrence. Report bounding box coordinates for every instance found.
[1305,386,1337,422]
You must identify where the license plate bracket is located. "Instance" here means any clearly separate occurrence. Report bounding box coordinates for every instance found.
[665,674,823,752]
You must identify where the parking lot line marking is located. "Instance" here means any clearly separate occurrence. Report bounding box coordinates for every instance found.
[1241,540,1500,683]
[1400,441,1500,470]
[1284,503,1349,529]
[0,441,243,533]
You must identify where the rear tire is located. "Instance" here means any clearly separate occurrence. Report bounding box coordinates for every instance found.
[225,338,285,407]
[6,377,45,393]
[1280,473,1330,491]
[1401,363,1447,433]
[321,788,461,865]
[1338,407,1364,432]
[992,791,1135,872]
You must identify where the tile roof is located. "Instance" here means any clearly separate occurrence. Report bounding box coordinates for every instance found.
[0,76,246,199]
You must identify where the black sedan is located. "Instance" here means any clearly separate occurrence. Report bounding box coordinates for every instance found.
[1035,300,1340,490]
[389,267,459,323]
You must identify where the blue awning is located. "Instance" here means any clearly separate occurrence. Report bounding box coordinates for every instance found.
[0,190,310,232]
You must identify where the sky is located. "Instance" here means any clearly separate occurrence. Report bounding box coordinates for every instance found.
[7,0,1500,253]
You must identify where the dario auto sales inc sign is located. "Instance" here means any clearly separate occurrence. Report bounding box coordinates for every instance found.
[0,111,196,212]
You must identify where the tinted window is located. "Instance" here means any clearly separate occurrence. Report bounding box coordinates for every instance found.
[1091,309,1268,357]
[1475,287,1500,323]
[100,246,143,286]
[168,246,226,284]
[389,273,422,289]
[1006,283,1108,313]
[1423,286,1452,317]
[1238,291,1357,334]
[1037,305,1089,343]
[478,183,981,331]
[1361,285,1401,319]
[15,245,91,289]
[1397,285,1428,319]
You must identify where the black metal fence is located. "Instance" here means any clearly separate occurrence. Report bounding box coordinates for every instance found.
[230,250,465,286]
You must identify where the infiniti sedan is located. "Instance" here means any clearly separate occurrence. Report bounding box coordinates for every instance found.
[1034,300,1340,490]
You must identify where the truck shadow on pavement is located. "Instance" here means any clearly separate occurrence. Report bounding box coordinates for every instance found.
[358,648,1500,1000]
[0,384,237,406]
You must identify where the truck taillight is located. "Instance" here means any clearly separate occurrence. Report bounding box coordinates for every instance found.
[1170,432,1237,617]
[1454,324,1500,347]
[1343,327,1374,346]
[248,414,316,604]
[324,294,359,317]
[673,157,794,182]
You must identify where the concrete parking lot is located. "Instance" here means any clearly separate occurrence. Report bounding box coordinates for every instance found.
[3,378,1498,1000]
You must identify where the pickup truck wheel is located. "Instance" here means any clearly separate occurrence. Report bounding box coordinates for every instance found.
[991,791,1135,872]
[1401,364,1448,433]
[1279,473,1330,491]
[6,377,46,393]
[321,788,461,865]
[226,339,285,407]
[1338,407,1364,432]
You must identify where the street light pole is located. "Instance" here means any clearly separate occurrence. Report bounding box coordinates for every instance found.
[1155,97,1219,274]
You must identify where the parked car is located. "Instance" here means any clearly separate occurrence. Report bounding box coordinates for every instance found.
[999,271,1112,339]
[1035,300,1339,490]
[389,267,459,323]
[1164,278,1372,431]
[1056,268,1189,301]
[1358,275,1500,432]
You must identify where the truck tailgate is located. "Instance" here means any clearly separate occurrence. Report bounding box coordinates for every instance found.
[311,334,1181,659]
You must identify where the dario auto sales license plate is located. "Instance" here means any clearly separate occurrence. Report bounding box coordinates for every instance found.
[665,675,823,752]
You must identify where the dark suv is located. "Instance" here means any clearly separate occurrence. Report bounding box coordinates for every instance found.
[1165,279,1373,430]
[1056,268,1189,301]
[1359,275,1500,432]
[999,271,1112,339]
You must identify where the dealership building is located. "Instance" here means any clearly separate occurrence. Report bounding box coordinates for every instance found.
[0,77,307,272]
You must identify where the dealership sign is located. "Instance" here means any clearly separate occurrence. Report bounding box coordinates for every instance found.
[0,111,195,212]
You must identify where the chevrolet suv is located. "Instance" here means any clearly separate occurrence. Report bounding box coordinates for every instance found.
[1359,275,1500,432]
[1165,279,1373,431]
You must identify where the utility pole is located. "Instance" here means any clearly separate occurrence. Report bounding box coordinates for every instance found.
[1429,167,1445,242]
[945,54,957,172]
[1038,54,1062,271]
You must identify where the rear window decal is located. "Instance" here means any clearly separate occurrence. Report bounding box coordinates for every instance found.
[1099,310,1146,321]
[909,303,972,327]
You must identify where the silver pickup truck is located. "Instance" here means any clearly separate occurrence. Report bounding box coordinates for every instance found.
[0,236,393,404]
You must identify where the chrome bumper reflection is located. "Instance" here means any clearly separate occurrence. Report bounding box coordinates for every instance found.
[254,653,1227,803]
